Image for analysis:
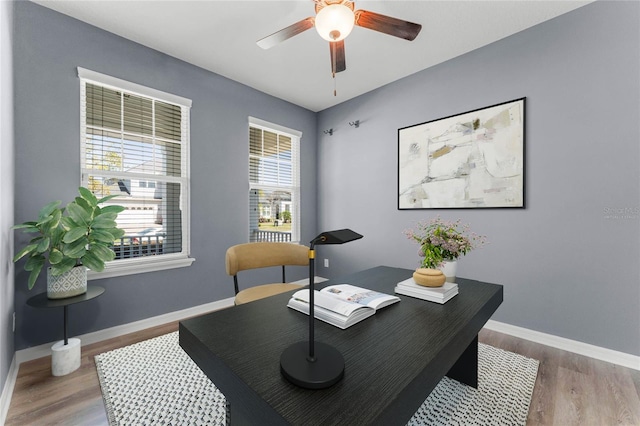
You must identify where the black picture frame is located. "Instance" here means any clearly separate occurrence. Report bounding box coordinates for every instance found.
[398,97,525,209]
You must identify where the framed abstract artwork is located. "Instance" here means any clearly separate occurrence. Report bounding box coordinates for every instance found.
[398,97,525,209]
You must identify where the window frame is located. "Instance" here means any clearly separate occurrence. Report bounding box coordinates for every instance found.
[248,117,302,244]
[77,67,195,279]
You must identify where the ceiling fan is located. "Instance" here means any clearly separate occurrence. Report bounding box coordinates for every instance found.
[257,0,422,82]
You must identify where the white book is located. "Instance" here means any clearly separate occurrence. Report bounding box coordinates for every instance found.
[394,286,458,304]
[394,278,459,304]
[287,284,400,329]
[396,278,458,297]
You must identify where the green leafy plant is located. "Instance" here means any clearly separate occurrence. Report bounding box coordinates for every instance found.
[405,216,487,269]
[12,187,125,289]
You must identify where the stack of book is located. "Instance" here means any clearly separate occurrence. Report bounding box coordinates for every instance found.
[394,277,458,304]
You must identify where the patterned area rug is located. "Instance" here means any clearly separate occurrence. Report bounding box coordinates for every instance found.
[408,343,539,425]
[95,332,538,426]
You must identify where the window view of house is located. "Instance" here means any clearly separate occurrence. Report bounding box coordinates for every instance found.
[249,123,300,243]
[80,81,189,262]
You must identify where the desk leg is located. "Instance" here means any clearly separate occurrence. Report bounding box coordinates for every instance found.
[228,403,256,426]
[446,335,478,388]
[227,399,288,425]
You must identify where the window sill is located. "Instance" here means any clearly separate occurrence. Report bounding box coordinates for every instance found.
[87,254,196,280]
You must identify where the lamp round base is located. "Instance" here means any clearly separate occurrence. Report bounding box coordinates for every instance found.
[280,341,344,389]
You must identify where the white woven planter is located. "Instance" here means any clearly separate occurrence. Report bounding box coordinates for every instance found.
[47,266,87,299]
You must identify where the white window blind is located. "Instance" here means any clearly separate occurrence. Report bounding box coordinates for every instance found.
[248,118,301,243]
[79,68,193,278]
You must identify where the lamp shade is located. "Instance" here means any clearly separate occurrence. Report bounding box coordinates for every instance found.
[312,228,363,246]
[315,3,355,42]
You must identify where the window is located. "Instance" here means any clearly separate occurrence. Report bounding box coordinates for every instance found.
[138,181,156,189]
[78,68,194,278]
[249,117,301,243]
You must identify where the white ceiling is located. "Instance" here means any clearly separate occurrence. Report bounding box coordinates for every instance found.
[32,0,592,112]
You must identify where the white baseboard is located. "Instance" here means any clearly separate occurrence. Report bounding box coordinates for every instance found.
[0,355,19,425]
[484,320,640,371]
[16,297,235,364]
[12,283,636,387]
[14,276,328,365]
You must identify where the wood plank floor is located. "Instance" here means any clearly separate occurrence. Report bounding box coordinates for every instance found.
[5,324,640,425]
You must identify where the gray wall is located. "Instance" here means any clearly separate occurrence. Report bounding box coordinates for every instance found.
[13,1,318,350]
[316,1,640,357]
[9,1,640,359]
[1,0,15,403]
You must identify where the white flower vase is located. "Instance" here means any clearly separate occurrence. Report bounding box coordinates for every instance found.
[47,266,87,299]
[439,260,457,283]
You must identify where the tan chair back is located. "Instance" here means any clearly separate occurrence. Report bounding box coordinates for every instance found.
[225,242,308,276]
[225,242,310,304]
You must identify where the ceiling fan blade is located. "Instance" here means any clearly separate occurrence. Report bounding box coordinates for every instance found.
[354,10,422,41]
[257,17,315,49]
[330,40,346,74]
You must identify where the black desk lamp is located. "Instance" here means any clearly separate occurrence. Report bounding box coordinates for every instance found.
[280,228,363,389]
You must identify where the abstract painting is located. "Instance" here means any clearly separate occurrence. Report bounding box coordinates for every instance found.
[398,98,525,209]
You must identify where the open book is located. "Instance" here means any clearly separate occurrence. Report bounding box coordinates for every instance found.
[287,284,400,329]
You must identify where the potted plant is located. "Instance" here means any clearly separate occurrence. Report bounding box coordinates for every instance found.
[404,216,487,281]
[12,187,125,298]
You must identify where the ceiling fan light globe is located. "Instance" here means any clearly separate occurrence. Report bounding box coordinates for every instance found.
[315,4,355,42]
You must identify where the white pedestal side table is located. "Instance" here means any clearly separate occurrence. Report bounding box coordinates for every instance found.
[26,285,105,376]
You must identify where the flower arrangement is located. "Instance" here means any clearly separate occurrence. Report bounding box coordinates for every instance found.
[404,217,487,269]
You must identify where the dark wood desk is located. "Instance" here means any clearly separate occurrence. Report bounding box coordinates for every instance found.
[180,266,502,425]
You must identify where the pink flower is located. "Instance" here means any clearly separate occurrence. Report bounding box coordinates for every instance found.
[404,217,487,269]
